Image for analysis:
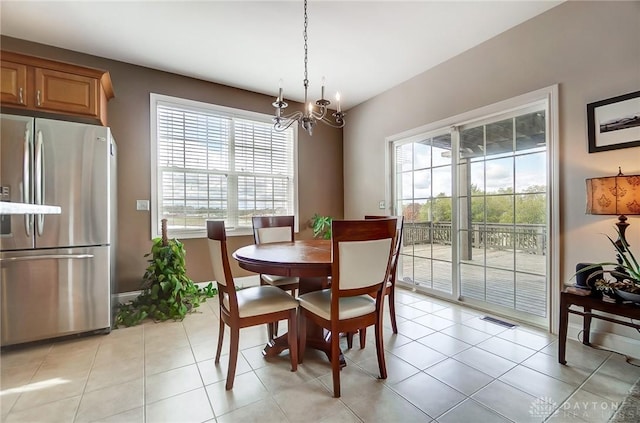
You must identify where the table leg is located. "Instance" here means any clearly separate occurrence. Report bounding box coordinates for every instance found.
[558,292,569,365]
[583,306,592,346]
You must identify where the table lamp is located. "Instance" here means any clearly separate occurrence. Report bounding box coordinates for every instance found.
[585,167,640,249]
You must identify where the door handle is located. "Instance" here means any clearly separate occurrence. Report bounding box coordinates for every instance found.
[23,126,33,237]
[0,254,94,263]
[35,130,45,236]
[36,90,41,107]
[18,87,24,105]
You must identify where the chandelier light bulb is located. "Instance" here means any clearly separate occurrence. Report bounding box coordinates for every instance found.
[271,0,345,136]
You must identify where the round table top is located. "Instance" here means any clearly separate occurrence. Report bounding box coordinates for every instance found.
[233,239,331,278]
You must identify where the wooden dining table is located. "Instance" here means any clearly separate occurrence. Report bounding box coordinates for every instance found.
[233,239,346,367]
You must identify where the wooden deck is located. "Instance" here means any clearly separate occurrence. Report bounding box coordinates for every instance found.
[398,244,547,317]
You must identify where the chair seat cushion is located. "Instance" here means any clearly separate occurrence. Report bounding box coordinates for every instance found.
[262,274,299,287]
[224,286,298,318]
[297,289,376,321]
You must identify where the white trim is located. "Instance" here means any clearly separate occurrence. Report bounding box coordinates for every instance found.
[114,275,261,305]
[548,84,561,335]
[151,93,279,123]
[150,95,159,241]
[387,85,559,144]
[566,322,640,360]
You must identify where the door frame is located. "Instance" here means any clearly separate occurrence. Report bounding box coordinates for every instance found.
[385,85,559,332]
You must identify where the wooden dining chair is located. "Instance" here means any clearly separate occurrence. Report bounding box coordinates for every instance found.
[252,216,300,294]
[347,215,404,349]
[207,220,298,390]
[252,215,300,339]
[297,218,397,398]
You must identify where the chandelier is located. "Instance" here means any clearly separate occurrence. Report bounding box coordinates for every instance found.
[272,0,345,136]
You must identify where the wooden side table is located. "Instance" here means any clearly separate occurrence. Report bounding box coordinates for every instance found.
[559,287,640,364]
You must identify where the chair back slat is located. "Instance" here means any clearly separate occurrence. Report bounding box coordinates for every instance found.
[256,226,292,244]
[252,216,295,244]
[338,238,393,290]
[208,240,228,287]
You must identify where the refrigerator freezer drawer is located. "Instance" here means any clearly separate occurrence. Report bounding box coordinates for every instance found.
[0,246,111,346]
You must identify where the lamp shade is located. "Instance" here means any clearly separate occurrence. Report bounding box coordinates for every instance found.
[586,173,640,215]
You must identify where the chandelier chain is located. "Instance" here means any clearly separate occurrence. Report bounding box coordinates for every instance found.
[303,0,308,88]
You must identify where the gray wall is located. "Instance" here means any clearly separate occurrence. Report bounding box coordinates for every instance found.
[1,36,344,293]
[343,1,640,343]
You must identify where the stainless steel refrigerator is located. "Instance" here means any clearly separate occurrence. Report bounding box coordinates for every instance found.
[0,114,117,346]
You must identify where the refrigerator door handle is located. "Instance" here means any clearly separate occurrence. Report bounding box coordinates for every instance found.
[0,254,94,263]
[23,125,33,237]
[35,130,45,236]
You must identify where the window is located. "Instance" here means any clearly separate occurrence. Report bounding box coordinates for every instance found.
[150,94,297,238]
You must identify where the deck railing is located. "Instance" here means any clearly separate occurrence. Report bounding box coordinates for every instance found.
[403,222,546,255]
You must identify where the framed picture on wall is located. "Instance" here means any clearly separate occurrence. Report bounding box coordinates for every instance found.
[587,91,640,153]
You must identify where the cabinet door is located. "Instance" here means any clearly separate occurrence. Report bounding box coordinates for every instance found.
[34,68,98,117]
[1,61,28,107]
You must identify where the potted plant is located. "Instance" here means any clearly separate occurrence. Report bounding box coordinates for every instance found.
[311,213,333,239]
[574,227,640,303]
[115,219,216,327]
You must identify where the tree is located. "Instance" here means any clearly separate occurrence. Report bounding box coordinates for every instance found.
[515,186,546,224]
[402,202,422,222]
[432,195,452,222]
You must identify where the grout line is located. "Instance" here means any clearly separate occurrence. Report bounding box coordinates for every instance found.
[70,338,100,423]
[142,324,147,423]
[542,353,614,422]
[184,317,217,420]
[1,343,52,419]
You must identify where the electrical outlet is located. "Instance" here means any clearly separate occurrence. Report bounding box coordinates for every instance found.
[379,200,385,209]
[136,200,149,211]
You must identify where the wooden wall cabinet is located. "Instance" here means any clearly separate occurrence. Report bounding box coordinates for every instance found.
[0,51,114,126]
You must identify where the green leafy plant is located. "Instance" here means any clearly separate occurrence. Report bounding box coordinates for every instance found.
[115,219,217,327]
[573,226,640,295]
[311,214,333,239]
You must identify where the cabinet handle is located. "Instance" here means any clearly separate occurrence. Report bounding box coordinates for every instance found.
[36,90,41,106]
[18,87,24,104]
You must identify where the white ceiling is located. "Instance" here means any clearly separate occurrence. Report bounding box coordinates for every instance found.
[0,1,562,110]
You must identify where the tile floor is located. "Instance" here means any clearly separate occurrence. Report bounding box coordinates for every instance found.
[1,288,639,423]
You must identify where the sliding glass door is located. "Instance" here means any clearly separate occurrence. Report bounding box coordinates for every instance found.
[392,100,551,325]
[457,109,547,319]
[395,132,454,295]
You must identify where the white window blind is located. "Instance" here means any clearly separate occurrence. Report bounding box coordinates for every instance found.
[150,94,297,238]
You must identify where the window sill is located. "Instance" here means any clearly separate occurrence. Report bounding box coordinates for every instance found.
[157,227,254,241]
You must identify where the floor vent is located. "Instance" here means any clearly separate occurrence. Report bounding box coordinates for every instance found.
[481,316,517,328]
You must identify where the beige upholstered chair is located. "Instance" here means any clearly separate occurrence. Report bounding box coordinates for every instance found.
[252,216,299,294]
[297,218,397,397]
[348,215,404,349]
[207,220,298,390]
[252,216,299,339]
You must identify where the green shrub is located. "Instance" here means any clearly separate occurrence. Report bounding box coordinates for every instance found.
[115,220,216,327]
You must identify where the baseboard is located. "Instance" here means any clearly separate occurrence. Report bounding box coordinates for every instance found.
[566,322,640,360]
[114,275,260,305]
